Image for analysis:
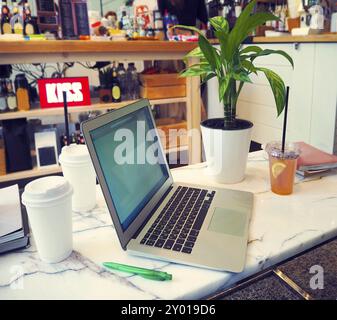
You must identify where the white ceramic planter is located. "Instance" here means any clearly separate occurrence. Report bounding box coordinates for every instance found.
[201,118,253,184]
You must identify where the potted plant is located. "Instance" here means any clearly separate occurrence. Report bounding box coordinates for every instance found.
[176,0,294,183]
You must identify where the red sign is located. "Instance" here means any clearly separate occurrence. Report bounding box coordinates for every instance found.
[38,77,91,108]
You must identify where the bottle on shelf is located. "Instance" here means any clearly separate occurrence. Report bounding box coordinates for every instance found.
[278,1,287,32]
[10,0,24,34]
[6,79,17,112]
[227,0,237,30]
[111,61,117,74]
[0,79,8,113]
[126,63,140,100]
[75,123,82,144]
[234,0,242,18]
[61,134,69,147]
[23,1,36,35]
[273,5,282,30]
[265,2,273,28]
[111,69,121,103]
[163,9,173,39]
[14,73,30,111]
[153,10,164,40]
[116,62,127,101]
[79,133,85,144]
[71,132,77,144]
[1,1,11,34]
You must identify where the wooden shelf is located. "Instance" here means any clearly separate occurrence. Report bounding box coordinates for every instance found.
[0,97,187,121]
[0,40,198,54]
[0,165,62,183]
[0,119,188,183]
[0,40,198,64]
[253,34,337,43]
[0,143,188,183]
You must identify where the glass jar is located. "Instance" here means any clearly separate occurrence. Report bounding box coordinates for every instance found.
[14,74,30,111]
[0,79,8,113]
[6,79,17,111]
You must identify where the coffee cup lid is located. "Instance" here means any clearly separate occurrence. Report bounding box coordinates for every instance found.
[22,176,73,207]
[265,141,300,159]
[59,144,91,166]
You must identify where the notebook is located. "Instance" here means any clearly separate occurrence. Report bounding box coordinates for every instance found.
[0,185,30,254]
[296,142,337,172]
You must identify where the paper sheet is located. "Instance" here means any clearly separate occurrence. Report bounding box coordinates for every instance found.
[0,185,22,238]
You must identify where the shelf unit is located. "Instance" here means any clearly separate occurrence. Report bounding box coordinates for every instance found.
[0,40,202,184]
[0,97,188,121]
[0,100,189,183]
[0,129,189,184]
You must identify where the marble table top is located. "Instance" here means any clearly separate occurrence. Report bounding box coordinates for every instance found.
[1,151,337,300]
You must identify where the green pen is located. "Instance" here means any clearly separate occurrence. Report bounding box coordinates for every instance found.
[103,262,172,281]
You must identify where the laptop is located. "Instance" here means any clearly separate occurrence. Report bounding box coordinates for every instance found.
[81,99,253,272]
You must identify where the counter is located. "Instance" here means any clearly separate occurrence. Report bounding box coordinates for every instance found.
[1,150,337,300]
[253,34,337,43]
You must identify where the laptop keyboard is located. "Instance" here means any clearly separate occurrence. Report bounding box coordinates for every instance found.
[140,186,216,254]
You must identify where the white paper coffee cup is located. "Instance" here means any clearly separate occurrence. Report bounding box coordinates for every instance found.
[59,144,96,212]
[22,176,73,263]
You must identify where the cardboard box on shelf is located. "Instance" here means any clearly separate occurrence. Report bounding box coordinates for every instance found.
[156,118,187,149]
[140,73,186,99]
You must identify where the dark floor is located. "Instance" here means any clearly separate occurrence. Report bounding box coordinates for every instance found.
[215,237,337,300]
[278,239,337,300]
[222,274,302,300]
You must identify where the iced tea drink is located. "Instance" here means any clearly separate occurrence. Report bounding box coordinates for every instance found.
[266,142,300,195]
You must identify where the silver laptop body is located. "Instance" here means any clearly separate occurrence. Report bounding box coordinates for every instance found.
[82,99,253,272]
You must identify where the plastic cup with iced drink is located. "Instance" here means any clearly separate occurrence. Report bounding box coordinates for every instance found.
[266,142,300,195]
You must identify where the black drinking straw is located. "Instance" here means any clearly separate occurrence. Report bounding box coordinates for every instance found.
[63,91,70,144]
[281,86,290,153]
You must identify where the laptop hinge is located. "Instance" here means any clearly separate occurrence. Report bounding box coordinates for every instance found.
[131,185,173,240]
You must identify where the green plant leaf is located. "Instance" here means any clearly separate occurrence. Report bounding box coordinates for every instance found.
[233,71,252,83]
[198,35,220,72]
[226,0,278,60]
[241,59,257,74]
[249,49,294,68]
[209,16,229,33]
[230,13,277,55]
[214,30,229,65]
[201,72,216,85]
[179,63,212,77]
[179,68,207,77]
[245,12,278,35]
[173,24,204,36]
[240,45,262,55]
[225,0,257,59]
[185,47,204,58]
[256,67,286,116]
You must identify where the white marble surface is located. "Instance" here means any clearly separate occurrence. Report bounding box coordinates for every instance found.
[1,151,337,300]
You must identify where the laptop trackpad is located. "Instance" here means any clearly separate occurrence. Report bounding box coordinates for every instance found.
[208,207,246,237]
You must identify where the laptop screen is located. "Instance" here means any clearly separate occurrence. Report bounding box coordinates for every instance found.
[90,106,170,231]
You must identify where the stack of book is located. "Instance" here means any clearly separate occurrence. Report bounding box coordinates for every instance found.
[296,142,337,178]
[0,185,30,254]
